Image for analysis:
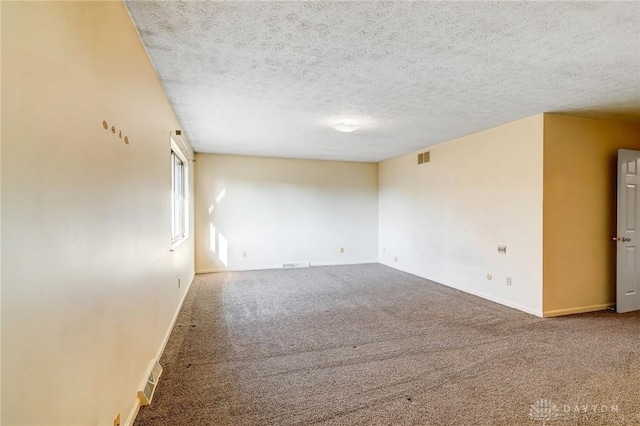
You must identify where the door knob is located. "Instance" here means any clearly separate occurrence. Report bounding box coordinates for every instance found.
[613,237,620,241]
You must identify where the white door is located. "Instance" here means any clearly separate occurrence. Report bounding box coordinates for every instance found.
[616,149,640,313]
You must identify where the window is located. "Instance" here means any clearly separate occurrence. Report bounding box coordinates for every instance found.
[171,138,188,248]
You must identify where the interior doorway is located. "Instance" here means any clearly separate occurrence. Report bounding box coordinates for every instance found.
[616,149,640,313]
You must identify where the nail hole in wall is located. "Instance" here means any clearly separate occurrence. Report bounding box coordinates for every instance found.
[103,120,130,146]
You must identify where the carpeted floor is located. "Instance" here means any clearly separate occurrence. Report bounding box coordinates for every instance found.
[134,264,640,425]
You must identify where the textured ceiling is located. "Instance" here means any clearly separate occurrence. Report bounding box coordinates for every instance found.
[126,1,640,162]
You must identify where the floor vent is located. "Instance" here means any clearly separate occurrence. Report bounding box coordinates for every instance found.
[138,360,163,406]
[283,262,311,268]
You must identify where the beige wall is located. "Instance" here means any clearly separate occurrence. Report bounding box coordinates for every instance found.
[542,114,640,316]
[379,115,544,315]
[2,2,194,425]
[2,5,637,426]
[195,154,379,272]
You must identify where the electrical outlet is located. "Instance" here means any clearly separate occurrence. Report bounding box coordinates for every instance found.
[394,256,398,262]
[506,276,512,286]
[383,247,386,253]
[114,412,121,426]
[243,251,247,258]
[340,247,344,253]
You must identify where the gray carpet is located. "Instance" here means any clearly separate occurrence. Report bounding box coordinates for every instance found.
[134,264,640,425]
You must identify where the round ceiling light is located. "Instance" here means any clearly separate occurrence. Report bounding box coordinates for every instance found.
[333,122,359,133]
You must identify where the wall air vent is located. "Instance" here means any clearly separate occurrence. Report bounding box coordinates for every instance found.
[138,360,163,406]
[283,262,311,268]
[418,151,430,165]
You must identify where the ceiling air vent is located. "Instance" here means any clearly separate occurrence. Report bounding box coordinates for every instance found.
[418,151,430,165]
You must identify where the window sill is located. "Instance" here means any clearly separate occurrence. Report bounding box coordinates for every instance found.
[170,235,188,252]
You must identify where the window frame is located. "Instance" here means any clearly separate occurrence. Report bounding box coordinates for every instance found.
[170,137,189,250]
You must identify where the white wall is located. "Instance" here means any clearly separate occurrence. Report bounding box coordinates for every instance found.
[2,2,194,425]
[378,115,544,316]
[195,154,378,272]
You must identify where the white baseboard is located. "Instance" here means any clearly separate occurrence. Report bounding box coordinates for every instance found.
[124,272,196,426]
[196,264,283,274]
[380,261,543,317]
[311,260,378,267]
[543,303,613,318]
[196,260,378,274]
[453,284,543,317]
[154,272,196,362]
[440,278,542,317]
[124,397,141,426]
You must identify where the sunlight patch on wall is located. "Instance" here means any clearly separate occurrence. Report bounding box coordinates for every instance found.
[216,189,226,203]
[219,233,228,266]
[209,224,216,254]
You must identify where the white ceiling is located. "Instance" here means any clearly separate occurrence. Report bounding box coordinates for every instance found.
[125,1,640,162]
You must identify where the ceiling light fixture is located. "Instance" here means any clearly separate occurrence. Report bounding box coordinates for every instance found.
[333,122,359,133]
